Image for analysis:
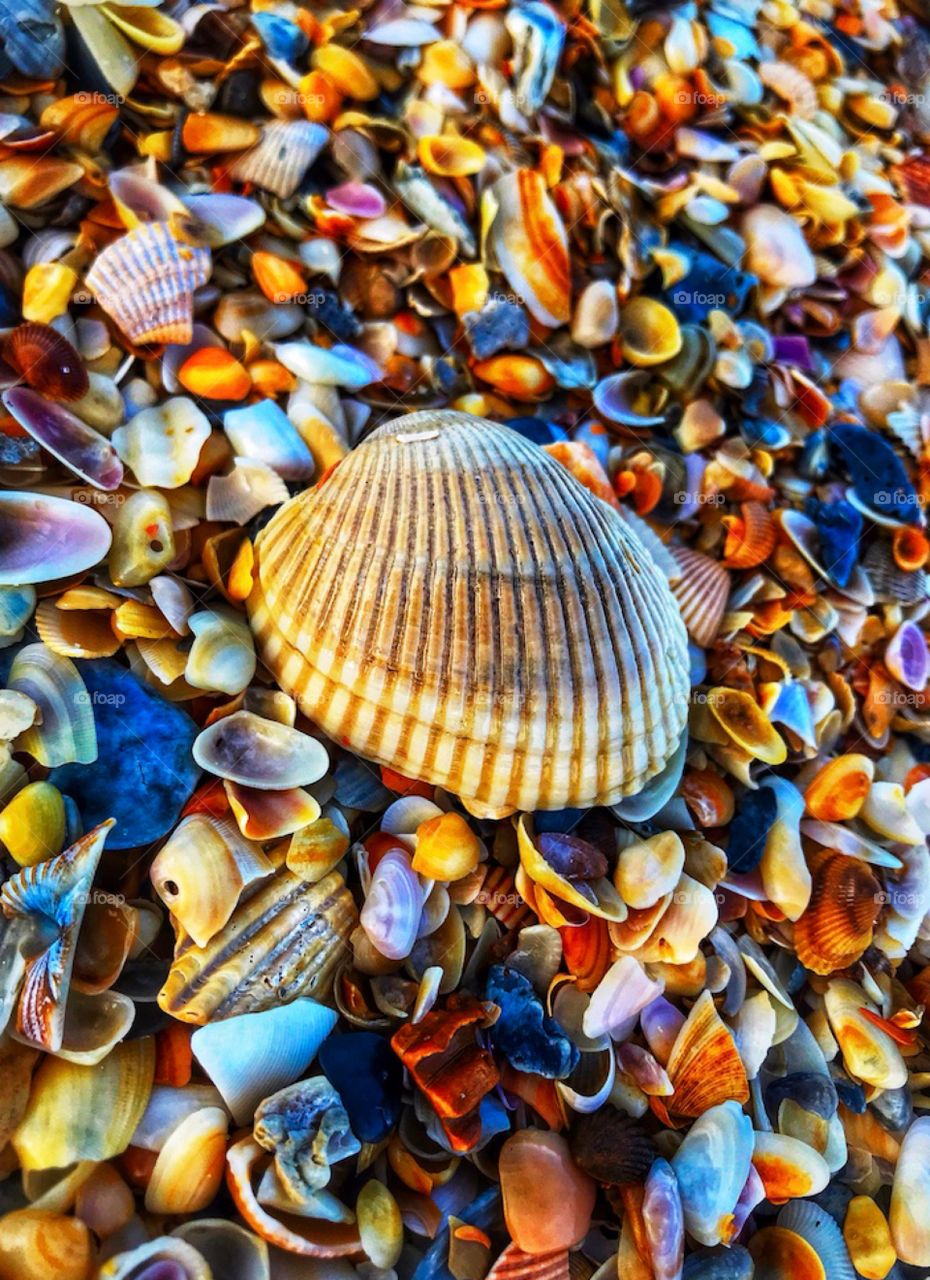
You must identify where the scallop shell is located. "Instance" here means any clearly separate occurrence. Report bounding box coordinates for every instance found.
[670,546,731,649]
[229,121,329,199]
[85,222,212,346]
[793,850,881,976]
[4,322,89,402]
[157,868,357,1023]
[249,411,689,818]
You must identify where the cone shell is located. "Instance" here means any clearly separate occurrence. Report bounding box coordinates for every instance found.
[85,222,212,346]
[671,546,730,648]
[249,411,690,818]
[793,850,881,975]
[157,869,357,1024]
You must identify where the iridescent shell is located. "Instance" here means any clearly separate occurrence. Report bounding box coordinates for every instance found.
[249,411,689,818]
[0,492,111,586]
[2,387,123,490]
[85,222,212,346]
[229,121,329,199]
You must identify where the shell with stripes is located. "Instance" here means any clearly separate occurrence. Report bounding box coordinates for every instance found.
[248,410,689,818]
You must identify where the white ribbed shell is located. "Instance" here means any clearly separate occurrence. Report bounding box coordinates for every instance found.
[249,411,689,817]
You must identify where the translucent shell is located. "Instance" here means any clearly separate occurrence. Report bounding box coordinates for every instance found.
[4,322,89,402]
[618,298,683,366]
[2,387,123,490]
[615,831,685,910]
[417,135,486,176]
[249,412,689,817]
[13,1037,154,1171]
[112,396,211,489]
[670,1101,754,1248]
[97,1238,212,1280]
[108,489,176,587]
[489,170,571,328]
[150,814,273,947]
[8,644,97,768]
[191,998,337,1124]
[357,1179,403,1270]
[803,754,873,820]
[0,492,111,585]
[412,812,483,881]
[85,222,212,346]
[192,710,329,789]
[748,1226,826,1280]
[793,850,881,975]
[157,869,357,1023]
[144,1106,228,1215]
[185,609,257,696]
[0,1210,92,1280]
[0,780,66,867]
[229,120,329,199]
[890,1118,930,1267]
[178,348,252,401]
[823,979,908,1089]
[360,848,424,960]
[708,688,787,765]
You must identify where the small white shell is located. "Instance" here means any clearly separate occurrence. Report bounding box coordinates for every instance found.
[192,710,330,789]
[113,397,211,489]
[186,607,257,696]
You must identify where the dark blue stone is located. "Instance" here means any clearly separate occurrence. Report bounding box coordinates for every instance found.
[0,0,65,78]
[306,289,361,342]
[665,248,756,323]
[533,807,586,834]
[805,497,862,588]
[831,422,921,524]
[319,1031,402,1143]
[485,965,579,1079]
[0,282,19,328]
[833,1076,867,1113]
[250,12,308,62]
[49,659,200,850]
[726,786,778,873]
[505,416,568,446]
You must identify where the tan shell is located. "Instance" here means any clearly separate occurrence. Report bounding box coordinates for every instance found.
[249,411,689,818]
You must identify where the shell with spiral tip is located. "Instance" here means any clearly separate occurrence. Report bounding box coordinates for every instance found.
[248,411,690,818]
[85,222,212,346]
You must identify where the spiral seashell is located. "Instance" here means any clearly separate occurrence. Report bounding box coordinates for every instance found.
[157,868,357,1023]
[85,221,212,346]
[249,411,689,818]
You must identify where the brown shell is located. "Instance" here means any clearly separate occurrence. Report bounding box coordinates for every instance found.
[4,322,89,402]
[249,411,690,818]
[793,849,881,976]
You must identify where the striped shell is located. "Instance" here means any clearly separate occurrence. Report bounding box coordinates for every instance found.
[85,222,212,346]
[249,411,689,818]
[671,545,731,648]
[229,121,328,199]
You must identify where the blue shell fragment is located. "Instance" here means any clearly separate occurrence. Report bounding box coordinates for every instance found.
[411,1187,502,1280]
[830,423,921,524]
[332,754,393,811]
[463,299,530,360]
[799,429,830,481]
[250,12,308,63]
[682,1246,754,1280]
[805,497,862,588]
[726,786,778,874]
[49,659,200,850]
[666,248,756,323]
[485,964,579,1079]
[0,0,65,79]
[765,1071,838,1120]
[832,1076,867,1114]
[318,1031,403,1143]
[505,416,569,446]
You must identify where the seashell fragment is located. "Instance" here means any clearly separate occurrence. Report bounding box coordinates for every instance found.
[499,1130,595,1254]
[158,869,357,1022]
[108,489,175,588]
[192,710,329,789]
[0,1210,91,1280]
[489,171,571,328]
[2,387,123,490]
[742,205,816,288]
[229,121,328,199]
[254,1075,359,1207]
[360,848,424,960]
[671,1101,754,1247]
[249,412,689,817]
[0,492,111,585]
[113,397,211,489]
[890,1118,930,1267]
[8,644,97,768]
[185,608,257,696]
[85,222,212,346]
[192,998,337,1125]
[151,814,273,947]
[145,1106,228,1215]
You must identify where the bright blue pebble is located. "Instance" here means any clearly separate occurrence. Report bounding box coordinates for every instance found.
[49,659,200,850]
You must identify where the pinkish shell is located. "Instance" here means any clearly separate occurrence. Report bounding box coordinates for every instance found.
[325,181,387,219]
[2,387,123,490]
[0,491,112,585]
[886,620,929,692]
[360,848,424,961]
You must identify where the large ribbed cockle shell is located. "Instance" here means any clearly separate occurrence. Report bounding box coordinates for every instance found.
[157,869,356,1024]
[249,411,690,818]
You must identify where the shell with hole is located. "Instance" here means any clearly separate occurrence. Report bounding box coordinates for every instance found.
[248,411,690,818]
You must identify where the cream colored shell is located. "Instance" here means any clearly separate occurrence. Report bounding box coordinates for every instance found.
[249,411,689,817]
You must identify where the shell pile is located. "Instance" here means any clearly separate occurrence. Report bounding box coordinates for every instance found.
[7,0,930,1277]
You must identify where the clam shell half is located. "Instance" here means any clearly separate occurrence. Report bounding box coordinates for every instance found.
[249,411,689,817]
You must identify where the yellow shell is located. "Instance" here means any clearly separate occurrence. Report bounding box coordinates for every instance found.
[248,411,690,818]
